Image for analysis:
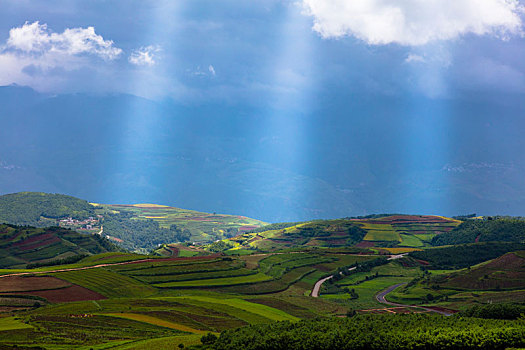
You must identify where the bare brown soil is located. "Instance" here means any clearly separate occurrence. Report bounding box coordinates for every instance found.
[0,276,71,292]
[355,241,375,248]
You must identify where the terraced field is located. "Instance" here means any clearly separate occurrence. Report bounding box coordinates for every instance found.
[0,247,445,349]
[354,215,461,249]
[97,203,266,244]
[0,224,117,268]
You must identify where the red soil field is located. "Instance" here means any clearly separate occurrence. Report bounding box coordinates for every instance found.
[168,246,179,257]
[312,264,332,272]
[0,276,71,292]
[108,236,124,243]
[12,233,55,247]
[4,231,22,242]
[424,306,458,314]
[361,215,454,225]
[355,241,375,248]
[119,253,223,265]
[17,285,106,303]
[238,225,258,232]
[414,259,430,265]
[16,236,61,251]
[322,239,347,245]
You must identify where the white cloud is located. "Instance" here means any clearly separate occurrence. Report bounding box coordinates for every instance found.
[129,45,160,66]
[7,21,122,59]
[302,0,524,45]
[208,64,216,76]
[0,21,124,93]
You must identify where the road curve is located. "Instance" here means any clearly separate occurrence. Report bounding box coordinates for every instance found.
[311,254,407,298]
[311,275,333,297]
[375,283,408,304]
[376,283,454,316]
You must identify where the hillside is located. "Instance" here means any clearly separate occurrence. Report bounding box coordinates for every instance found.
[0,224,117,268]
[439,251,525,290]
[432,218,525,246]
[0,192,95,227]
[93,203,266,252]
[0,192,267,252]
[216,215,461,254]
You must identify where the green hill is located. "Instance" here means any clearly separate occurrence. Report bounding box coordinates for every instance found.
[214,215,461,254]
[0,192,95,227]
[0,223,118,268]
[0,192,267,252]
[432,218,525,246]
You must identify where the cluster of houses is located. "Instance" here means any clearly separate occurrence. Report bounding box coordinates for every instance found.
[58,215,102,230]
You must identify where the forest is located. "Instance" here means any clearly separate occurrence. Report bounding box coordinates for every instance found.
[409,242,525,269]
[432,218,525,246]
[209,314,525,350]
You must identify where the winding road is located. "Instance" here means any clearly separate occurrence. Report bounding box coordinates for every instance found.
[311,254,407,298]
[310,253,454,316]
[375,283,454,316]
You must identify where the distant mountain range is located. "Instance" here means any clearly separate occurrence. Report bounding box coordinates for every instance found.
[1,85,525,221]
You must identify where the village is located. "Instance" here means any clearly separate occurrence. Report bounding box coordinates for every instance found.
[58,215,102,231]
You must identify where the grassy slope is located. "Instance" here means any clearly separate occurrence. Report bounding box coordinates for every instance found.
[219,215,461,253]
[98,203,266,243]
[389,251,525,310]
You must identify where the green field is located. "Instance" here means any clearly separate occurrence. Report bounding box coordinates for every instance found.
[363,230,402,242]
[399,234,424,247]
[153,272,272,288]
[53,268,157,297]
[0,317,34,331]
[4,215,525,349]
[322,276,414,309]
[169,296,299,322]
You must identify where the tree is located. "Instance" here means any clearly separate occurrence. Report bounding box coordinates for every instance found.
[201,332,218,345]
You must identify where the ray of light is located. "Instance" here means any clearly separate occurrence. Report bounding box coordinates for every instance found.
[103,1,184,204]
[244,2,317,220]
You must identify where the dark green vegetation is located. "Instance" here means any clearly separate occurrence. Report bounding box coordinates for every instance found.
[409,242,525,269]
[432,217,525,246]
[461,303,525,319]
[210,314,525,350]
[0,224,117,268]
[0,192,94,227]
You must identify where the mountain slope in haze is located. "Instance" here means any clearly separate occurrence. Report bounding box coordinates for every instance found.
[2,86,525,221]
[0,223,117,268]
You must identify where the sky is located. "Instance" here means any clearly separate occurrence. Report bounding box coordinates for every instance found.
[0,0,525,221]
